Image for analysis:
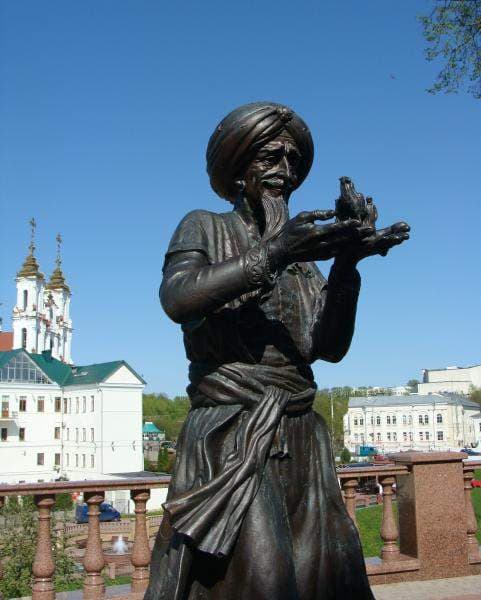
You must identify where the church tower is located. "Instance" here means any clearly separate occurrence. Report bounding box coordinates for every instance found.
[12,218,47,353]
[45,234,73,364]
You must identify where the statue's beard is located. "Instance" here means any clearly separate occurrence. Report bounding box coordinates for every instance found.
[259,192,290,244]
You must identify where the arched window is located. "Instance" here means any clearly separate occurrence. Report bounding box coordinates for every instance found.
[354,418,358,426]
[393,432,397,441]
[387,416,391,425]
[359,417,364,426]
[376,416,381,425]
[23,290,28,310]
[21,328,27,349]
[437,413,443,424]
[392,416,397,425]
[408,415,412,425]
[402,415,407,425]
[424,414,429,425]
[419,415,423,425]
[377,432,381,441]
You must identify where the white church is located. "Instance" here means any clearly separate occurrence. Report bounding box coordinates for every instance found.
[0,222,146,487]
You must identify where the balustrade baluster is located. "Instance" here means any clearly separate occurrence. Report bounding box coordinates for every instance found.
[379,475,400,562]
[130,489,151,592]
[463,468,481,560]
[83,492,105,599]
[32,494,56,600]
[341,478,358,528]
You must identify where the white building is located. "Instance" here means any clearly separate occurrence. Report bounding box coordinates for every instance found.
[343,394,481,454]
[418,365,481,396]
[0,225,146,490]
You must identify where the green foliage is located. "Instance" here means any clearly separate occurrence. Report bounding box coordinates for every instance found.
[54,493,74,512]
[157,447,170,472]
[340,447,352,464]
[470,387,481,405]
[143,393,190,440]
[313,388,350,454]
[419,1,481,98]
[406,379,420,392]
[357,503,398,557]
[0,496,77,599]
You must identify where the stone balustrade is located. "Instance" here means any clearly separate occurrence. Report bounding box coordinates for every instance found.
[1,455,481,596]
[0,477,169,599]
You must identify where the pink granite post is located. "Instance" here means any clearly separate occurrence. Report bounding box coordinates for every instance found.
[130,489,151,592]
[391,452,470,580]
[0,495,4,587]
[32,494,56,600]
[83,491,106,599]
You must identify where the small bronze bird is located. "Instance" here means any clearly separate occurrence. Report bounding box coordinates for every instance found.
[335,176,367,223]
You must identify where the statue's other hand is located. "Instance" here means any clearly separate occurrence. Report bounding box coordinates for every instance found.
[267,210,372,267]
[346,221,410,262]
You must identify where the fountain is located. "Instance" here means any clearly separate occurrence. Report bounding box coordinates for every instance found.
[104,535,133,578]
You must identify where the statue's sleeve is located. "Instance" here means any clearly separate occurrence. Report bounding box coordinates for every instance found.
[160,211,276,324]
[311,263,361,363]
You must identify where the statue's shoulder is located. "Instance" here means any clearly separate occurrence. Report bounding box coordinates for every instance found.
[167,209,227,257]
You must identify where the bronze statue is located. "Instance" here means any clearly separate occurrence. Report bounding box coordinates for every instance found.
[145,102,410,600]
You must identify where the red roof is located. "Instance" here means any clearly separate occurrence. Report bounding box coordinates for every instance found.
[0,332,13,351]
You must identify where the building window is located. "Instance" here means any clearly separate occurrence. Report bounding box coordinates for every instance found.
[19,397,27,412]
[82,397,86,413]
[354,434,358,441]
[387,416,391,425]
[437,413,443,424]
[37,453,44,466]
[437,431,444,441]
[54,427,61,440]
[54,453,61,466]
[21,328,27,349]
[370,416,373,425]
[424,414,429,425]
[408,415,412,425]
[392,416,397,425]
[402,415,407,425]
[37,397,44,412]
[90,454,95,468]
[419,432,424,441]
[393,432,397,441]
[69,398,72,414]
[66,428,70,441]
[63,398,68,413]
[1,428,7,441]
[369,433,374,440]
[66,454,69,467]
[23,289,28,310]
[90,396,95,412]
[54,397,61,412]
[82,454,86,468]
[19,427,25,441]
[90,428,94,442]
[359,418,364,426]
[354,418,358,426]
[82,428,86,442]
[409,432,413,441]
[403,432,407,441]
[426,432,430,441]
[76,398,79,413]
[418,415,423,425]
[387,432,391,441]
[376,416,381,425]
[75,454,78,467]
[377,432,381,441]
[75,428,79,442]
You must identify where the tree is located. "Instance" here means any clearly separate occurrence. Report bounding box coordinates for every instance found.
[143,393,190,440]
[340,447,352,464]
[157,447,170,473]
[406,379,420,392]
[419,1,481,98]
[470,387,481,405]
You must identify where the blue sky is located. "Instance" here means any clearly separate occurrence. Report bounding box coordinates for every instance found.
[1,1,480,396]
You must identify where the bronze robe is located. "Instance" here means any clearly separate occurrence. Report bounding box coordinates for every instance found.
[145,206,374,600]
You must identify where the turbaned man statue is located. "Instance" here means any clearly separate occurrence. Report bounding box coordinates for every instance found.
[145,102,410,600]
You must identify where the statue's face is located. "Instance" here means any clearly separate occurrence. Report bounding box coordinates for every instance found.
[243,133,300,203]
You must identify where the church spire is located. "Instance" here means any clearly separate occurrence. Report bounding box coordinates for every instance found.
[47,233,70,292]
[17,217,44,279]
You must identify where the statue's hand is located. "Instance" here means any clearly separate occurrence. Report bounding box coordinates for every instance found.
[335,221,410,266]
[267,210,372,268]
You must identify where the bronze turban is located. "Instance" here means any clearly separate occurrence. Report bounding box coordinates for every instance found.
[206,102,314,202]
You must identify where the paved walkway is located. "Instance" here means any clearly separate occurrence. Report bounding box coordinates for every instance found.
[372,575,481,600]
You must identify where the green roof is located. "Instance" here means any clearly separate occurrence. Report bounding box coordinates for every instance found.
[143,422,162,434]
[0,349,145,386]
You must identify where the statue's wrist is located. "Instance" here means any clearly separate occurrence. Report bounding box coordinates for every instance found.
[267,239,288,272]
[243,245,277,289]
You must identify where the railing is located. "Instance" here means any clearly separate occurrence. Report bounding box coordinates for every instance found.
[0,477,170,599]
[1,454,481,597]
[339,453,481,584]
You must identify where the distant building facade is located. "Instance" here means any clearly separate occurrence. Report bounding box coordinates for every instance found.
[0,224,145,485]
[343,394,481,454]
[418,365,481,396]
